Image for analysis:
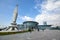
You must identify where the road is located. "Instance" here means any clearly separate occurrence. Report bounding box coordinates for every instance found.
[0,30,60,40]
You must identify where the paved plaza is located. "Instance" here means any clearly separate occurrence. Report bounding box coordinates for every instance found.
[0,30,60,40]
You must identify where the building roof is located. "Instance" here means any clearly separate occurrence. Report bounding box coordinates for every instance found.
[23,21,38,24]
[38,25,52,27]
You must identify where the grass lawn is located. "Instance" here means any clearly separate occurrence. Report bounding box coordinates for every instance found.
[0,30,33,36]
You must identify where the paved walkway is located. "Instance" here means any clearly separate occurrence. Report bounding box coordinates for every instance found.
[0,30,60,40]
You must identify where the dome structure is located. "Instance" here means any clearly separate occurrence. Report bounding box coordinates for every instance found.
[23,21,38,29]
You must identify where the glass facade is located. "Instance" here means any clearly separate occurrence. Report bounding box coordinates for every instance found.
[23,21,38,29]
[17,21,52,30]
[38,25,52,30]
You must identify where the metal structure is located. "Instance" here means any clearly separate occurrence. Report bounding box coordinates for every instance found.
[6,4,19,31]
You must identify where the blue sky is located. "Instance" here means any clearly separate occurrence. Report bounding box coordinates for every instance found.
[0,0,40,26]
[0,0,60,27]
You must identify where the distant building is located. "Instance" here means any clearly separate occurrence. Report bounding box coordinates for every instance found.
[50,26,60,30]
[38,25,52,30]
[38,22,52,30]
[43,21,47,25]
[17,24,27,30]
[23,21,38,29]
[0,27,7,31]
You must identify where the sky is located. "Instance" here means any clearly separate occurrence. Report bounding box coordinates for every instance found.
[0,0,60,28]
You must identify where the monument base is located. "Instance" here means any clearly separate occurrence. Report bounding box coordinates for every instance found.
[6,23,19,31]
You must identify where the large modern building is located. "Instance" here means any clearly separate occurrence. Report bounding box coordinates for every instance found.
[23,21,38,29]
[17,21,52,30]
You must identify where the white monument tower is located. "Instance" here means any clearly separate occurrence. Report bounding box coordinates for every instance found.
[6,4,19,31]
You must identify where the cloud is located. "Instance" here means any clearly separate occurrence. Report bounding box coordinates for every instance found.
[41,0,60,11]
[19,0,60,26]
[35,13,60,25]
[19,16,33,21]
[34,0,60,26]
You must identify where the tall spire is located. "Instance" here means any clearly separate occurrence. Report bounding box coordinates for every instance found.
[13,4,18,23]
[5,0,19,31]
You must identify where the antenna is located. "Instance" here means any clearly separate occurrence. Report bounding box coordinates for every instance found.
[16,0,18,5]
